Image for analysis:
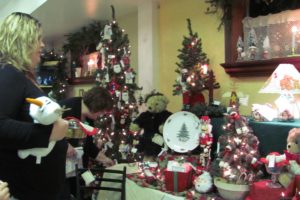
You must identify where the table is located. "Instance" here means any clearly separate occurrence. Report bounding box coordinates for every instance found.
[249,119,300,157]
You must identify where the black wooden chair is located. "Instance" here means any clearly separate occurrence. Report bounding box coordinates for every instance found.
[75,164,126,200]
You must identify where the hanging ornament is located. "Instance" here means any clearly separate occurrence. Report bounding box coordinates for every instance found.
[109,80,120,94]
[120,59,125,68]
[103,25,112,40]
[122,56,130,65]
[95,72,101,82]
[96,42,103,51]
[122,91,129,104]
[113,64,122,73]
[125,71,134,84]
[100,47,106,69]
[104,67,110,83]
[115,90,121,100]
[181,68,188,82]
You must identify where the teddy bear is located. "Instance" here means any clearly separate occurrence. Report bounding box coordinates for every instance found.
[129,91,172,160]
[262,128,300,199]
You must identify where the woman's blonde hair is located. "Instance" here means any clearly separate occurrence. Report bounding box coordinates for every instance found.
[0,12,42,72]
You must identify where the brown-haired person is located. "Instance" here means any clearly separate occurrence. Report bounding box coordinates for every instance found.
[59,86,114,200]
[0,12,69,200]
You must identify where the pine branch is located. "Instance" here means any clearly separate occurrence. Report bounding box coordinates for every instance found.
[186,18,193,36]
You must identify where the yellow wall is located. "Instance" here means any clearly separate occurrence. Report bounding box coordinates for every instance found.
[68,1,285,116]
[159,0,279,115]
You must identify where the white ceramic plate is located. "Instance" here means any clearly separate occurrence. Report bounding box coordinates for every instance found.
[163,111,201,153]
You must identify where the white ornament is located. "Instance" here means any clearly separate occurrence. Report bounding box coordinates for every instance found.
[125,72,134,84]
[120,60,125,68]
[113,64,121,73]
[194,171,213,193]
[122,92,129,103]
[103,25,112,40]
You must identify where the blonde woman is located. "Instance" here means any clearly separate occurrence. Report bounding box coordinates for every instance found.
[0,12,68,200]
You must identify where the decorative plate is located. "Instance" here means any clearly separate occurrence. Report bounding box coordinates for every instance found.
[163,111,201,153]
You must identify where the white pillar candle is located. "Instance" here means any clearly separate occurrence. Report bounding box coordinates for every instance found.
[292,26,298,52]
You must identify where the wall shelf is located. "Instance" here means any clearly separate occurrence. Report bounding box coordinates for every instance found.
[219,1,300,77]
[221,56,300,76]
[68,77,95,85]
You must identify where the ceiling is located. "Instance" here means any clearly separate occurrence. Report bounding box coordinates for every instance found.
[0,0,142,43]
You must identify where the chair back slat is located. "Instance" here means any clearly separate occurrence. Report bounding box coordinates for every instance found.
[75,164,127,200]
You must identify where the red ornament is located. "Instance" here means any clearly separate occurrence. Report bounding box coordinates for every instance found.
[97,54,102,68]
[122,56,130,65]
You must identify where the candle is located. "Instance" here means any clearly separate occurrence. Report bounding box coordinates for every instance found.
[292,26,298,54]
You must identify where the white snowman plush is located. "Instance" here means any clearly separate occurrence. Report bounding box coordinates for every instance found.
[18,96,64,164]
[194,171,213,193]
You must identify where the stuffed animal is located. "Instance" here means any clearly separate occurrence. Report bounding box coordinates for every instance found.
[129,91,172,158]
[18,97,98,164]
[262,128,300,199]
[18,96,64,164]
[194,171,213,193]
[283,128,300,200]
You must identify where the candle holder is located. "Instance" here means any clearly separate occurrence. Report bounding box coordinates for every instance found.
[265,164,283,188]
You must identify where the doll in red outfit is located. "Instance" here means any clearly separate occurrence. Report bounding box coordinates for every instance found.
[199,116,213,169]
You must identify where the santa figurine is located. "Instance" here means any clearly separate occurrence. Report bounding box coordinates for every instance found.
[199,116,213,169]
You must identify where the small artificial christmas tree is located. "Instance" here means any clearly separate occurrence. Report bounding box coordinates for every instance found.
[93,5,142,163]
[173,18,220,112]
[40,49,68,101]
[177,123,190,142]
[211,107,263,184]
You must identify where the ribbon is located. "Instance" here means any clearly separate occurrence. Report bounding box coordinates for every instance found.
[173,172,178,192]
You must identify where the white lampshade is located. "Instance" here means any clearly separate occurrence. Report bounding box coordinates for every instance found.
[259,64,300,94]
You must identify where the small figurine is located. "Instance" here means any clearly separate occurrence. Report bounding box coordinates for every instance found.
[236,36,245,61]
[248,28,257,60]
[199,116,213,169]
[263,36,271,59]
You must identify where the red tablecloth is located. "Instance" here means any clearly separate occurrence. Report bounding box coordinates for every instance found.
[245,180,286,200]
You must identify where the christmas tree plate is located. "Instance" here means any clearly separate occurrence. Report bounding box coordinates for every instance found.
[163,111,201,153]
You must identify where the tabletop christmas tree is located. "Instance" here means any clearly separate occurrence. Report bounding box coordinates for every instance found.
[211,107,263,184]
[173,18,220,112]
[92,5,142,163]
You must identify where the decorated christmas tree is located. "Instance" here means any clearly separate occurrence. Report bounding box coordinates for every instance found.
[39,49,68,101]
[93,5,142,163]
[173,18,221,115]
[211,108,263,184]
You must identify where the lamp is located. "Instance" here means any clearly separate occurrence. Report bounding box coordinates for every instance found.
[259,63,300,120]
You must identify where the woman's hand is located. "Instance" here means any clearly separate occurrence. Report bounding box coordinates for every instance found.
[0,181,9,200]
[49,118,68,141]
[96,150,114,167]
[66,143,76,158]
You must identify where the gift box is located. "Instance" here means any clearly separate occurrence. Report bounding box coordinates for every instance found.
[245,180,286,200]
[164,163,193,192]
